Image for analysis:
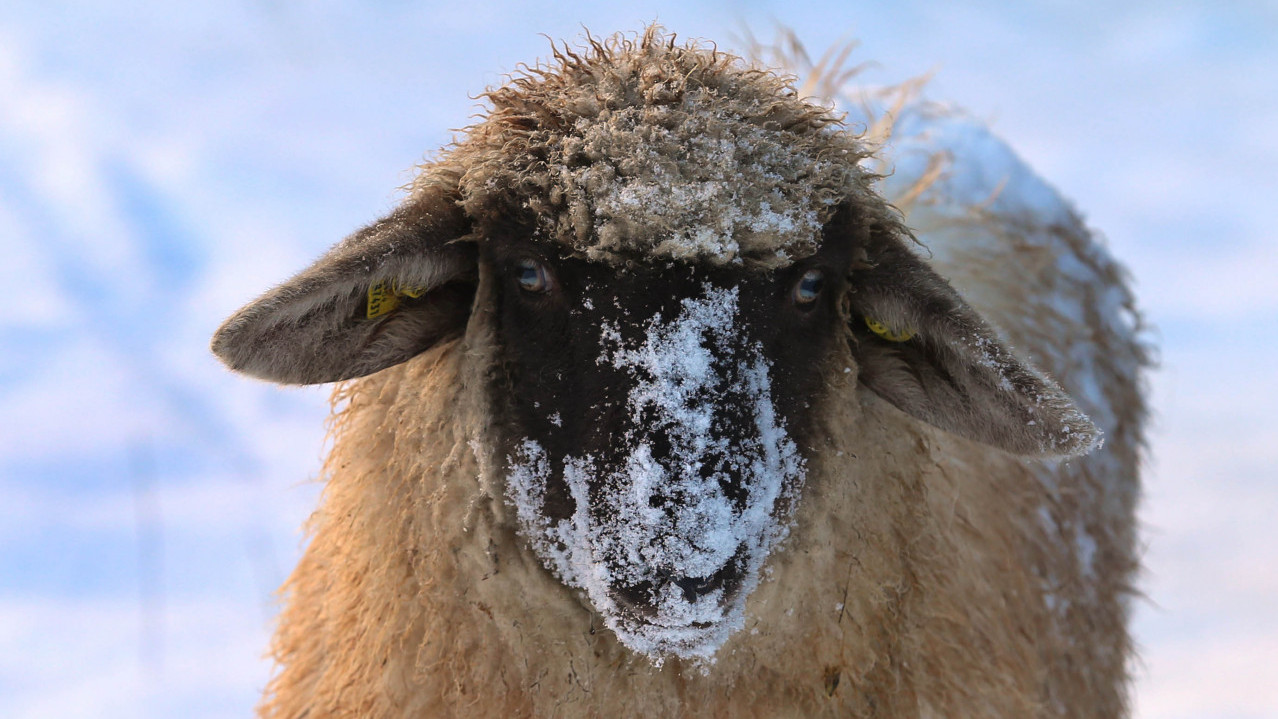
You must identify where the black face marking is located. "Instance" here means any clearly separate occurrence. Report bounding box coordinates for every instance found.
[489,229,852,657]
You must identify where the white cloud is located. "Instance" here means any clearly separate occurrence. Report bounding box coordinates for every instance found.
[0,597,272,719]
[0,33,142,291]
[1133,628,1278,719]
[0,339,155,459]
[0,196,76,327]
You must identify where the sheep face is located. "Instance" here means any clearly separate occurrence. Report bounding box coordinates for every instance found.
[488,230,853,658]
[211,31,1102,665]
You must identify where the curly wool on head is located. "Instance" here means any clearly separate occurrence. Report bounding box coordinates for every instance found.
[424,28,886,268]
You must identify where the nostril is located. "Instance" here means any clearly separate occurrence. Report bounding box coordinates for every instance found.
[674,575,712,603]
[612,581,656,618]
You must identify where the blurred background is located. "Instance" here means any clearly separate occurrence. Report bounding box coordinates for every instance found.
[1,1,1274,717]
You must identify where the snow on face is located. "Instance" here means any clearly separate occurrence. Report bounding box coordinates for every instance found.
[505,284,805,660]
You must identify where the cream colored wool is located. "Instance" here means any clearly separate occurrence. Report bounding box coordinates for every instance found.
[424,30,883,269]
[253,29,1147,719]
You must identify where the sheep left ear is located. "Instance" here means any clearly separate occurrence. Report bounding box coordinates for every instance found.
[836,211,1100,459]
[211,185,477,385]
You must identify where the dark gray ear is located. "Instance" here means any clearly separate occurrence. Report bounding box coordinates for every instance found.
[211,185,476,384]
[834,208,1100,459]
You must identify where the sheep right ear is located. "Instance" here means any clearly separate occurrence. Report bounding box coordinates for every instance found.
[835,208,1101,459]
[211,186,476,385]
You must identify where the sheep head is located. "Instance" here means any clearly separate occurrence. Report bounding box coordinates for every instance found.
[212,30,1100,662]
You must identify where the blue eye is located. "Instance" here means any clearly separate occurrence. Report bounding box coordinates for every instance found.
[516,258,554,293]
[793,269,824,306]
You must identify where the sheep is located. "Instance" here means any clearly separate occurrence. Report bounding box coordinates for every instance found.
[212,28,1147,718]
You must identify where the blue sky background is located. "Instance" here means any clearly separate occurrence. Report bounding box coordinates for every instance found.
[1,2,1275,717]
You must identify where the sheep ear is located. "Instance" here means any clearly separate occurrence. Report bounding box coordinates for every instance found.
[839,215,1100,459]
[211,186,476,385]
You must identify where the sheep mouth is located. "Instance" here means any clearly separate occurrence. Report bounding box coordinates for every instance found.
[600,560,753,657]
[608,546,747,624]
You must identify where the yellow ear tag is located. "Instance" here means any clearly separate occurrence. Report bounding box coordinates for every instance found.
[396,283,425,299]
[367,281,399,319]
[864,316,916,342]
[366,280,429,319]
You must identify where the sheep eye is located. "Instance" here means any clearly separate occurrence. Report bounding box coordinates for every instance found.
[516,258,554,293]
[792,269,824,307]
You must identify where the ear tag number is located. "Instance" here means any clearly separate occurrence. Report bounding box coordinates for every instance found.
[367,281,428,319]
[865,316,916,342]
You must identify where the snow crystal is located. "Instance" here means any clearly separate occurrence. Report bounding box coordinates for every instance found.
[505,284,805,660]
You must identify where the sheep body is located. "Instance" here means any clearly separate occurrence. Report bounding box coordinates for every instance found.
[226,30,1146,719]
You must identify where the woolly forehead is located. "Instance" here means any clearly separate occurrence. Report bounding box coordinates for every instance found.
[448,39,868,269]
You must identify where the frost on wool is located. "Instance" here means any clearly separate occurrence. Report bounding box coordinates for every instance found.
[561,101,834,266]
[446,35,874,271]
[506,285,804,660]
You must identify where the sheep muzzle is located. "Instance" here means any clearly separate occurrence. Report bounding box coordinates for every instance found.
[503,281,808,660]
